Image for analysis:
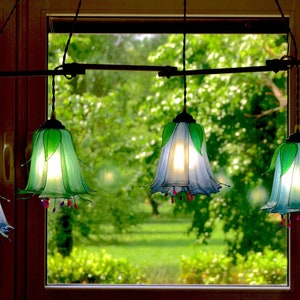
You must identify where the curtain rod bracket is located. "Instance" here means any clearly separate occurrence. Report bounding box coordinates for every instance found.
[62,63,86,77]
[265,59,299,73]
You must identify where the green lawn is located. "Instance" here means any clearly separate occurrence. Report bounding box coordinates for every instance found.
[78,203,227,283]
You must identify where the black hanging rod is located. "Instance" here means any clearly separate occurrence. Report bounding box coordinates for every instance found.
[159,59,298,77]
[0,59,298,78]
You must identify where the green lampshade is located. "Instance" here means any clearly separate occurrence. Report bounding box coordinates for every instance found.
[19,117,93,203]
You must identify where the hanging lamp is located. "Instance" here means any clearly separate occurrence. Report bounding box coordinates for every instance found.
[19,73,93,209]
[261,130,300,224]
[261,0,300,225]
[150,0,221,202]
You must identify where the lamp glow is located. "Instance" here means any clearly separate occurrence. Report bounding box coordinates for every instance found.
[19,116,93,207]
[151,110,221,201]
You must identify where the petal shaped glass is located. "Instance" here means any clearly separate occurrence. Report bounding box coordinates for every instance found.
[19,119,93,200]
[151,113,221,198]
[262,141,300,215]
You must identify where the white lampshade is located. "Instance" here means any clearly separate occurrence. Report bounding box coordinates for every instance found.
[151,110,221,200]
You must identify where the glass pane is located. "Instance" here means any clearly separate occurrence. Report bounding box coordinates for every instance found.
[47,32,288,285]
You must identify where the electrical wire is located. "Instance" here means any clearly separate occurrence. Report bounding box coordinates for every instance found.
[50,0,82,116]
[62,0,82,69]
[182,0,187,110]
[275,0,299,130]
[50,66,63,118]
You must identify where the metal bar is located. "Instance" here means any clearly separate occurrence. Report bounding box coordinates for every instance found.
[0,68,85,77]
[0,59,298,78]
[82,63,178,72]
[158,59,297,78]
[159,66,274,77]
[0,63,177,77]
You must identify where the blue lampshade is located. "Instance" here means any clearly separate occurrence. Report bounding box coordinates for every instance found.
[151,110,221,201]
[19,116,93,208]
[0,201,13,239]
[261,131,300,216]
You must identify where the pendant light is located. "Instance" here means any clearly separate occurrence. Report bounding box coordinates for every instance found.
[19,73,93,209]
[261,0,300,225]
[261,129,300,223]
[150,0,221,202]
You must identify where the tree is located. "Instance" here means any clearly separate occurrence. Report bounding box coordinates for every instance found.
[48,32,288,258]
[48,34,168,253]
[143,33,287,257]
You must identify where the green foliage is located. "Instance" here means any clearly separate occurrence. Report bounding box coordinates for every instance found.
[54,207,74,257]
[48,34,159,249]
[48,247,146,284]
[146,33,288,257]
[180,248,286,284]
[48,32,288,263]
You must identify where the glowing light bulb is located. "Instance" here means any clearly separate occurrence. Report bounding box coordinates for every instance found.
[41,146,66,197]
[173,143,185,172]
[46,150,62,182]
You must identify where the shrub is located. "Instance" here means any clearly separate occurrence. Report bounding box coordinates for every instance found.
[48,248,147,284]
[179,248,286,284]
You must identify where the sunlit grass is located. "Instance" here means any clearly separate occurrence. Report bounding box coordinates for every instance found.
[77,202,227,283]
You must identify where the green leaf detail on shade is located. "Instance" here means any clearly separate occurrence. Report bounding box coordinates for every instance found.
[161,122,176,147]
[44,129,61,161]
[280,142,298,176]
[267,143,284,173]
[189,123,204,155]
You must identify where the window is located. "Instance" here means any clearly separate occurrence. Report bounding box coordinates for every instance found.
[46,31,288,286]
[1,0,300,299]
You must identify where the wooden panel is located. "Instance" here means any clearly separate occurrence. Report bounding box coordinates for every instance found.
[0,1,16,300]
[41,0,293,16]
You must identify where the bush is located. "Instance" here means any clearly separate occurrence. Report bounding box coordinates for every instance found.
[180,248,286,284]
[48,248,147,284]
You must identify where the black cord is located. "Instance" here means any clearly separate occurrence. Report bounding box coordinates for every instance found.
[62,0,82,70]
[0,0,21,35]
[275,0,297,59]
[183,0,187,111]
[51,66,63,118]
[51,72,57,119]
[275,0,299,129]
[51,73,56,118]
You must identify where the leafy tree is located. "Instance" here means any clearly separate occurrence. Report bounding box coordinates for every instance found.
[48,34,167,253]
[48,32,287,258]
[143,34,287,257]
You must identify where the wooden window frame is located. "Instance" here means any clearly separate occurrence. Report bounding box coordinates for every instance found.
[0,0,300,299]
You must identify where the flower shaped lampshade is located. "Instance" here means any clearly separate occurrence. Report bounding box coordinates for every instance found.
[19,116,93,207]
[261,131,300,218]
[0,202,13,239]
[151,109,221,201]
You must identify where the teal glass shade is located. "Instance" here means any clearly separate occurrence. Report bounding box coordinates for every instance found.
[19,118,93,200]
[262,132,300,215]
[0,202,13,239]
[151,110,221,199]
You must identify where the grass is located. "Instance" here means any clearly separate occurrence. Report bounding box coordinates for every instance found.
[74,202,227,284]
